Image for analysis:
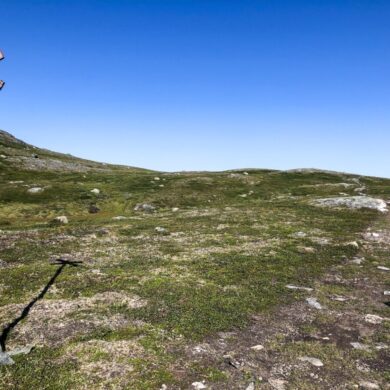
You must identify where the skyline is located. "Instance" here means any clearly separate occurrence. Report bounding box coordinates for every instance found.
[1,0,389,177]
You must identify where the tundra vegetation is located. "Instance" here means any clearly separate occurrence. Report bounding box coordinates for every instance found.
[0,130,389,389]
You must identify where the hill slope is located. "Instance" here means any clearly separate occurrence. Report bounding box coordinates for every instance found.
[0,131,389,389]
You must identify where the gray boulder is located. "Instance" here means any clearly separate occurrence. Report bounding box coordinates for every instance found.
[314,196,387,213]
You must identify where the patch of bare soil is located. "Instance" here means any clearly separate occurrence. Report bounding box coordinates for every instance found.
[0,292,146,349]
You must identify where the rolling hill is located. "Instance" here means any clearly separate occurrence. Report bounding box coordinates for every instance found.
[0,130,389,389]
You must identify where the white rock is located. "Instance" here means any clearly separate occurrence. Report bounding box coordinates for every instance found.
[159,184,165,187]
[192,382,207,389]
[172,207,179,212]
[155,227,169,234]
[384,291,390,296]
[364,314,384,324]
[315,196,388,213]
[286,285,313,292]
[306,297,323,309]
[347,241,359,248]
[358,381,380,389]
[243,172,249,175]
[54,216,68,224]
[246,383,255,390]
[27,187,43,194]
[331,296,348,302]
[299,356,324,367]
[112,216,127,221]
[350,342,370,351]
[154,177,160,181]
[377,266,390,271]
[160,385,167,390]
[349,257,364,265]
[90,188,100,194]
[250,344,264,351]
[239,194,248,198]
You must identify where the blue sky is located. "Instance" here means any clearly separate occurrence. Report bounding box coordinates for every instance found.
[1,0,389,177]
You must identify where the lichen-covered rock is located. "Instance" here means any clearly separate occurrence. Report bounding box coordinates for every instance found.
[314,196,387,212]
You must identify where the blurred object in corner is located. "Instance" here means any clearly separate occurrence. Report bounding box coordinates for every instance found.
[0,49,5,90]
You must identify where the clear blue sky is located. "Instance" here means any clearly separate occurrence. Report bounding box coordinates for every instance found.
[1,0,389,177]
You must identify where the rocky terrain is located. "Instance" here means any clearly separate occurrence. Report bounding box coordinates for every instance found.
[0,129,389,389]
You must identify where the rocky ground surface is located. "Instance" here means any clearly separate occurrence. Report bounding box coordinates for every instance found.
[0,130,389,389]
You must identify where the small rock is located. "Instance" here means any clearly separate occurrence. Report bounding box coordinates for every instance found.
[293,231,307,238]
[8,344,34,356]
[286,285,313,292]
[0,352,14,366]
[364,314,384,324]
[155,227,169,235]
[268,378,287,390]
[223,354,240,368]
[299,356,324,367]
[134,203,156,213]
[88,204,100,214]
[192,382,207,390]
[347,241,359,248]
[160,385,167,390]
[91,269,104,275]
[172,207,179,212]
[112,216,127,220]
[362,232,382,241]
[246,383,255,390]
[349,257,364,265]
[27,187,43,194]
[239,194,248,198]
[243,172,249,175]
[53,216,68,224]
[159,184,164,187]
[350,342,370,351]
[306,297,323,309]
[297,246,316,253]
[250,344,264,351]
[193,345,208,354]
[377,265,390,271]
[90,188,100,194]
[384,291,390,296]
[331,295,348,302]
[154,177,160,181]
[358,381,380,389]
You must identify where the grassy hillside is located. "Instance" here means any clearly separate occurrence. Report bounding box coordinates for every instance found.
[0,130,389,389]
